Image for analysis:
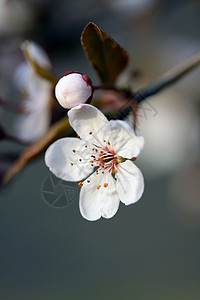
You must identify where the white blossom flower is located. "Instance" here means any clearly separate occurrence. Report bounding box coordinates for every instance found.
[13,41,52,142]
[21,40,52,70]
[45,104,144,221]
[55,72,93,109]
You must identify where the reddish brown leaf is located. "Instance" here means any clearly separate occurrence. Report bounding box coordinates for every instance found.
[81,22,130,84]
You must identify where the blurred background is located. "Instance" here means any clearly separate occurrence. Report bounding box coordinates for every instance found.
[0,0,200,299]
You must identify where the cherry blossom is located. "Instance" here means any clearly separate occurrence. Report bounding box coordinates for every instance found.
[45,104,144,221]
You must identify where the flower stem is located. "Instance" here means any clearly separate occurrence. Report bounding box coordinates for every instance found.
[94,85,122,93]
[3,52,200,183]
[94,84,130,99]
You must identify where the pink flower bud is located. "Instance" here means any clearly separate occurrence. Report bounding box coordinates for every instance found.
[55,72,93,109]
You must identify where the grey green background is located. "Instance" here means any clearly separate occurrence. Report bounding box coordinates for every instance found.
[0,0,200,299]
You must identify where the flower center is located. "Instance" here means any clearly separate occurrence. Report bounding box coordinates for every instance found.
[70,138,119,190]
[96,146,118,173]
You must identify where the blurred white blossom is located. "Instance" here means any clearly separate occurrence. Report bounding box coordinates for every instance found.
[13,41,53,142]
[21,40,52,70]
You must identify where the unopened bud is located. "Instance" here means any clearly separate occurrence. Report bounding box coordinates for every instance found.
[55,72,93,109]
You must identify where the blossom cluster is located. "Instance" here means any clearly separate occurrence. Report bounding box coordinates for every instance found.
[45,74,145,221]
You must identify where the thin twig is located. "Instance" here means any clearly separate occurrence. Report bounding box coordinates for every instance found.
[3,117,70,183]
[3,52,200,182]
[113,52,200,119]
[136,52,200,102]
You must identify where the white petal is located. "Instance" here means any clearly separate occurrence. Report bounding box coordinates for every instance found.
[116,160,144,205]
[68,104,109,147]
[13,62,30,91]
[45,138,94,181]
[103,120,144,158]
[14,62,52,112]
[22,40,51,69]
[26,75,52,111]
[13,64,52,142]
[14,108,50,142]
[79,172,120,221]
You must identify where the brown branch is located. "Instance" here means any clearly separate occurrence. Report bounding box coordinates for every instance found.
[3,117,69,183]
[135,52,200,102]
[114,52,200,119]
[3,52,200,183]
